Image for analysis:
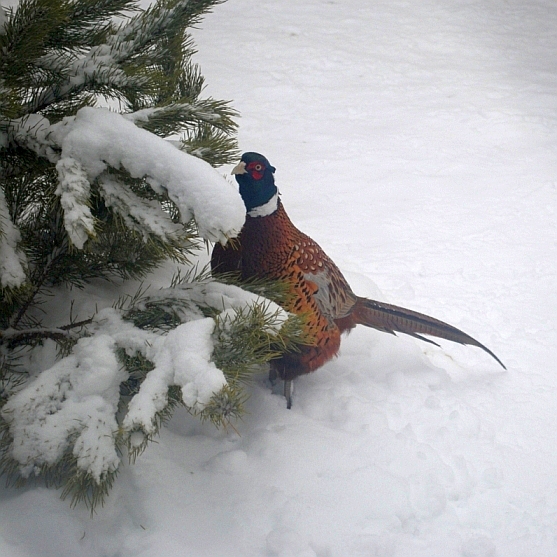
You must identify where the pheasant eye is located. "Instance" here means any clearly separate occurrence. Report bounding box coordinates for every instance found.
[245,161,266,179]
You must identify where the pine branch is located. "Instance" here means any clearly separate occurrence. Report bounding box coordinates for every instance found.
[0,0,251,512]
[180,123,240,167]
[8,241,66,328]
[45,0,137,50]
[129,99,239,138]
[10,0,228,117]
[0,318,93,349]
[0,0,66,88]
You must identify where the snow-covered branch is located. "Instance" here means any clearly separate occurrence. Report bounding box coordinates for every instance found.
[55,157,96,249]
[0,187,26,288]
[1,282,293,484]
[0,0,253,511]
[97,173,183,241]
[3,333,125,483]
[54,107,244,243]
[8,107,245,245]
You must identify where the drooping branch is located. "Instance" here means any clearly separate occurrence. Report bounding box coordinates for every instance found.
[0,318,94,348]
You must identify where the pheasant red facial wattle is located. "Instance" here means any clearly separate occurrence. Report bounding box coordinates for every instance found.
[245,161,265,180]
[212,152,505,408]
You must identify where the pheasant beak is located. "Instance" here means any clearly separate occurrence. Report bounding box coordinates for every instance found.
[231,161,247,175]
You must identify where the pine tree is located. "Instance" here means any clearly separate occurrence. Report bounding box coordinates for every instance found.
[0,0,305,510]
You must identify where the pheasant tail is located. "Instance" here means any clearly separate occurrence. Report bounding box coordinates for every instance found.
[350,297,506,369]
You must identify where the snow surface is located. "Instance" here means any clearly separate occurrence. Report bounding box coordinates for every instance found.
[1,0,557,556]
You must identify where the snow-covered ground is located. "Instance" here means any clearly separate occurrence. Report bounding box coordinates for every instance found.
[2,0,557,555]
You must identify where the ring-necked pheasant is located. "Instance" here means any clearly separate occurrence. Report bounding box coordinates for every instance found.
[211,152,505,408]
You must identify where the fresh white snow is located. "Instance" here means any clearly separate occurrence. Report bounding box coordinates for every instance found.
[1,0,557,556]
[2,283,291,481]
[54,107,246,244]
[8,107,245,246]
[4,333,124,482]
[0,186,27,287]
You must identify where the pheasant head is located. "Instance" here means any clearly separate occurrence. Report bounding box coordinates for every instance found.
[232,152,277,215]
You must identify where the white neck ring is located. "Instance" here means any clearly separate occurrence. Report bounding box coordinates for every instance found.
[248,192,279,218]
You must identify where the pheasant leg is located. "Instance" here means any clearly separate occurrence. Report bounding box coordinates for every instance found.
[284,379,293,409]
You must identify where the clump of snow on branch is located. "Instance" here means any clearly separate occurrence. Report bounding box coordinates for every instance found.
[123,318,226,434]
[8,107,245,246]
[9,114,58,163]
[2,334,125,483]
[52,108,245,244]
[149,280,289,330]
[0,187,27,288]
[97,175,183,242]
[55,158,95,249]
[122,281,289,433]
[1,282,291,481]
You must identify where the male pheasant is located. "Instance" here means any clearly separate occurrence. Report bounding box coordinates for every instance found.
[211,152,505,408]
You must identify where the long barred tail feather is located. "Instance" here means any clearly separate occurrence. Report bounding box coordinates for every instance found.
[354,297,506,369]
